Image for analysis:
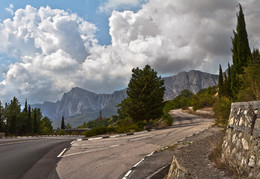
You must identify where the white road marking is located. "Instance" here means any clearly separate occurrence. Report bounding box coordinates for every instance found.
[57,148,67,158]
[146,151,154,157]
[62,144,120,158]
[133,158,144,168]
[70,141,75,145]
[122,170,132,179]
[88,137,103,141]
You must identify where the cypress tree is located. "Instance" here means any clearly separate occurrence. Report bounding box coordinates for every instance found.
[61,116,65,129]
[27,105,32,134]
[33,109,38,134]
[218,65,224,96]
[231,4,251,98]
[231,4,251,72]
[24,99,28,113]
[0,101,4,132]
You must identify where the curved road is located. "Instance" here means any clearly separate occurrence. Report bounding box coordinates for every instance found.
[0,136,76,179]
[57,109,214,179]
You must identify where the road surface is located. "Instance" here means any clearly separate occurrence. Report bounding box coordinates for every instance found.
[0,136,76,179]
[57,109,215,179]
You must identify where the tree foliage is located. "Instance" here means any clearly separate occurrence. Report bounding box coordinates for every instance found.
[61,116,65,129]
[231,4,251,98]
[0,97,53,135]
[118,65,165,123]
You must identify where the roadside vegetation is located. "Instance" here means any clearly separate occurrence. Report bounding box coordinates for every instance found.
[0,97,53,136]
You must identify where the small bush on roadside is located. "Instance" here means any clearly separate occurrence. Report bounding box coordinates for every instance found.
[57,130,65,135]
[213,97,231,127]
[162,113,173,126]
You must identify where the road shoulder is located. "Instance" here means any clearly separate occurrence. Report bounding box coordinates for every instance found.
[128,127,234,179]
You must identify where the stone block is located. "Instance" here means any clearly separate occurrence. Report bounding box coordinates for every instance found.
[253,118,260,137]
[242,138,249,150]
[248,155,255,167]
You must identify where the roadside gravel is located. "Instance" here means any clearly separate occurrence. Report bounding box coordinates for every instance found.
[129,127,235,179]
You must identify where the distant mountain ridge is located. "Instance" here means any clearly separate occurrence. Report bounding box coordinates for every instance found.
[33,70,218,128]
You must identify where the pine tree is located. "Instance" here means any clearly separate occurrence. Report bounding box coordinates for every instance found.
[218,65,224,96]
[61,116,65,129]
[118,65,165,124]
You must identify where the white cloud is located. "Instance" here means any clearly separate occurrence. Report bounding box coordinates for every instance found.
[0,0,259,104]
[5,4,14,15]
[99,0,147,14]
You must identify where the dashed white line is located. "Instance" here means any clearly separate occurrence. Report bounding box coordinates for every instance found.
[57,148,67,158]
[62,144,120,158]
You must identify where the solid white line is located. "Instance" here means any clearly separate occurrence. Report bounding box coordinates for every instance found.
[88,137,102,141]
[110,135,120,138]
[57,148,67,158]
[146,151,154,157]
[63,145,120,158]
[133,158,144,168]
[122,170,132,179]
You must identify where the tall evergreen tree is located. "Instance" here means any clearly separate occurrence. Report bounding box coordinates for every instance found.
[5,97,21,135]
[0,100,5,132]
[24,99,28,113]
[26,105,32,134]
[231,4,251,72]
[61,116,65,129]
[33,109,38,134]
[218,65,224,96]
[231,4,251,98]
[118,65,165,124]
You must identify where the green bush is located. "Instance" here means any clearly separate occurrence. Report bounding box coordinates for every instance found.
[57,130,65,135]
[162,113,173,126]
[213,97,231,127]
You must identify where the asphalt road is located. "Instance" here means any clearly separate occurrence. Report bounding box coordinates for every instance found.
[0,136,76,179]
[57,109,215,179]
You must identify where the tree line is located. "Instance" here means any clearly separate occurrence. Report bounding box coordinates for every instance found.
[0,97,53,136]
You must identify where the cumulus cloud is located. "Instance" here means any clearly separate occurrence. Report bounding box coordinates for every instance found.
[0,0,259,104]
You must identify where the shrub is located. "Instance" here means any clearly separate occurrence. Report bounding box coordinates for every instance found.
[213,97,231,127]
[162,113,173,126]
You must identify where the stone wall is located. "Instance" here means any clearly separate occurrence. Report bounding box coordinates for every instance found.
[222,101,260,178]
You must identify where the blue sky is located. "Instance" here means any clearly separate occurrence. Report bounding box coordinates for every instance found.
[0,0,259,104]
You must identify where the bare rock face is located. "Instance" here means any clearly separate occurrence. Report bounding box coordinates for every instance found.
[33,70,218,124]
[163,70,218,100]
[32,87,127,121]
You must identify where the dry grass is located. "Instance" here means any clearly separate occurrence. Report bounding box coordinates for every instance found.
[208,130,244,178]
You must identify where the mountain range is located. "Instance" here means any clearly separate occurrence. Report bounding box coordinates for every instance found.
[32,70,218,128]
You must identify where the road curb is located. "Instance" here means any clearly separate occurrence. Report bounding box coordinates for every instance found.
[82,130,149,141]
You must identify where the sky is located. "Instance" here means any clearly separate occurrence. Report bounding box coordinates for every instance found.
[0,0,259,104]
